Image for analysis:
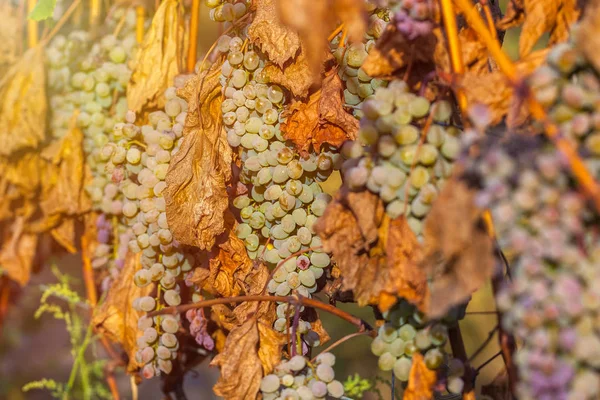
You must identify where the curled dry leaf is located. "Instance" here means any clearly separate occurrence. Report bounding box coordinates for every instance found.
[362,20,438,81]
[314,189,429,313]
[403,353,438,400]
[187,220,254,298]
[435,26,490,75]
[281,68,358,156]
[457,48,549,126]
[0,219,38,286]
[263,48,318,99]
[93,253,154,372]
[127,0,184,113]
[247,0,301,67]
[497,0,579,58]
[575,0,600,73]
[0,47,47,157]
[276,0,366,78]
[421,178,494,319]
[164,65,232,250]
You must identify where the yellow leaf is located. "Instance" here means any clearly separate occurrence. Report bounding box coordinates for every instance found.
[127,0,184,113]
[0,47,47,157]
[92,253,154,372]
[0,219,38,287]
[0,2,20,75]
[164,64,232,250]
[403,353,437,400]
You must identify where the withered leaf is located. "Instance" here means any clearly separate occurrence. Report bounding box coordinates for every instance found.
[0,220,38,286]
[210,318,263,400]
[93,253,154,372]
[248,0,301,67]
[188,221,254,297]
[263,48,317,99]
[50,218,77,254]
[362,20,438,81]
[282,68,358,155]
[0,2,19,75]
[575,0,600,73]
[458,48,549,126]
[276,0,366,77]
[314,189,429,313]
[164,64,232,250]
[497,0,579,58]
[403,353,437,400]
[0,47,47,157]
[40,117,91,219]
[481,370,514,400]
[435,27,490,75]
[421,179,494,319]
[127,0,184,113]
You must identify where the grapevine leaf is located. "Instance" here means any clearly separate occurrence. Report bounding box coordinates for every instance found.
[28,0,57,21]
[164,64,232,250]
[481,370,514,400]
[248,0,301,67]
[421,178,494,319]
[50,218,77,254]
[263,48,318,99]
[187,218,254,297]
[362,19,438,82]
[0,222,38,286]
[281,68,359,156]
[210,318,263,400]
[575,0,600,73]
[276,0,366,77]
[314,189,429,313]
[127,0,184,113]
[0,48,47,157]
[435,27,490,75]
[92,253,154,373]
[403,353,437,400]
[497,0,579,58]
[457,48,549,126]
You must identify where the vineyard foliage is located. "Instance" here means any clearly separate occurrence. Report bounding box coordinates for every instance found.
[0,0,600,399]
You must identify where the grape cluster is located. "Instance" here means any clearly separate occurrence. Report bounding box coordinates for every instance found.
[97,78,196,377]
[371,300,448,382]
[211,5,339,342]
[260,353,345,399]
[341,82,460,239]
[468,132,600,399]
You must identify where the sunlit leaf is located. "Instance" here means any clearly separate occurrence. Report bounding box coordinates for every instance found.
[28,0,57,21]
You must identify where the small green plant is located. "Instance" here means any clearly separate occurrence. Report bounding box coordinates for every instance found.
[22,265,111,400]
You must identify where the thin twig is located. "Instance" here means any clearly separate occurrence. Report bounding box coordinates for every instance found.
[439,0,467,112]
[38,0,82,48]
[310,331,370,363]
[468,325,499,363]
[328,23,345,42]
[187,0,200,72]
[148,295,376,336]
[476,350,502,372]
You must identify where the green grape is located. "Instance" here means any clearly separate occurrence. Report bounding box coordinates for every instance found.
[393,357,412,381]
[378,352,395,371]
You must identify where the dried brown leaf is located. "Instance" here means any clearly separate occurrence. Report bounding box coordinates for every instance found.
[210,318,263,400]
[127,0,184,113]
[248,0,301,67]
[50,218,77,254]
[40,118,91,219]
[263,48,316,98]
[314,189,429,312]
[575,0,600,72]
[164,65,232,250]
[421,179,494,319]
[403,353,437,400]
[92,253,154,372]
[458,48,549,126]
[0,221,38,286]
[498,0,579,58]
[362,21,438,80]
[276,0,366,77]
[281,68,358,155]
[481,370,514,400]
[0,47,47,156]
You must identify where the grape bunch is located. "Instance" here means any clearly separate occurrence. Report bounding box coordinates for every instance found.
[97,78,196,378]
[341,82,460,239]
[371,300,449,382]
[211,5,340,343]
[260,353,346,399]
[467,133,600,399]
[205,0,249,27]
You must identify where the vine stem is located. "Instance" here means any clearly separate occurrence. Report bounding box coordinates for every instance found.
[135,6,145,44]
[90,0,101,27]
[187,0,201,72]
[453,0,600,212]
[310,331,370,363]
[148,295,376,337]
[439,0,467,112]
[27,0,38,48]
